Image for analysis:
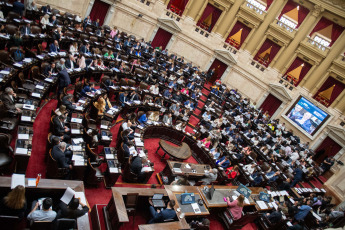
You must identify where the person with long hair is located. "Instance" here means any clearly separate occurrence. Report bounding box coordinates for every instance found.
[0,185,27,218]
[225,194,244,220]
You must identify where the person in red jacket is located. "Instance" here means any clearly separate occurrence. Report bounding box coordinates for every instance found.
[225,165,239,179]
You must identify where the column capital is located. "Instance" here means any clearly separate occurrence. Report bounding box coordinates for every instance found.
[311,5,324,17]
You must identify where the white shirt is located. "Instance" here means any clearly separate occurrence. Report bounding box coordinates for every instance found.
[122,122,129,131]
[290,151,300,161]
[243,164,255,174]
[150,85,159,95]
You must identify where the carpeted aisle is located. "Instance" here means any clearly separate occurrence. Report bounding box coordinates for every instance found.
[26,99,58,178]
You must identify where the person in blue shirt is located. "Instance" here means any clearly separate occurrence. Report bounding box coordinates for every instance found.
[184,100,194,110]
[266,171,280,183]
[216,156,230,170]
[138,112,148,125]
[251,172,263,186]
[168,80,177,90]
[187,82,195,90]
[148,200,176,224]
[210,148,220,160]
[49,40,60,53]
[119,92,128,107]
[163,89,171,98]
[80,83,96,97]
[291,167,303,187]
[135,50,141,57]
[294,202,312,221]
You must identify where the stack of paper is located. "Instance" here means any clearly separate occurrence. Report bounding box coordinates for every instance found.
[191,203,201,214]
[71,118,82,123]
[256,201,268,210]
[11,174,25,189]
[18,134,29,140]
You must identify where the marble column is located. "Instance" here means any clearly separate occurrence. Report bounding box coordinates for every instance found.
[85,0,95,17]
[303,32,345,92]
[103,4,115,26]
[245,0,288,54]
[273,5,324,71]
[185,0,206,21]
[215,0,245,37]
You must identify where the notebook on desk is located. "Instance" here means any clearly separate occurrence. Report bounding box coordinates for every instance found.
[152,194,165,208]
[173,163,182,173]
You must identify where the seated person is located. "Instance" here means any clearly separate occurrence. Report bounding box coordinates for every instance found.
[225,195,244,221]
[225,165,239,179]
[123,141,135,158]
[27,198,57,223]
[163,88,172,98]
[62,94,77,111]
[52,142,72,170]
[0,185,26,219]
[93,95,111,115]
[150,83,159,95]
[172,91,182,102]
[266,207,283,224]
[53,115,70,141]
[171,177,189,185]
[201,136,212,149]
[58,198,89,219]
[201,168,218,185]
[148,200,176,224]
[138,112,148,125]
[80,83,96,97]
[190,218,210,230]
[55,105,68,116]
[169,103,180,114]
[216,156,230,170]
[210,147,220,159]
[128,91,140,102]
[163,113,172,125]
[1,87,23,113]
[119,92,128,107]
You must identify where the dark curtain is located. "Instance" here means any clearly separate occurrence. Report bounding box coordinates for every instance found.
[254,39,281,67]
[151,28,173,50]
[309,17,345,46]
[266,0,273,11]
[197,3,222,32]
[313,77,345,107]
[225,21,251,49]
[260,94,282,117]
[314,137,342,164]
[208,59,228,84]
[278,0,309,28]
[89,0,110,26]
[167,0,189,16]
[284,57,312,86]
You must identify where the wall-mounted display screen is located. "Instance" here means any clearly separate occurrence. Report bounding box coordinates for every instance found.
[286,96,330,135]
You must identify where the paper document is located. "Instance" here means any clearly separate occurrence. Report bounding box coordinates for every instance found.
[100,125,108,129]
[109,168,119,173]
[11,174,25,189]
[71,118,82,123]
[21,116,31,122]
[16,148,28,155]
[23,104,35,110]
[71,129,80,134]
[256,201,268,210]
[72,145,82,151]
[191,203,201,214]
[61,187,75,204]
[105,154,114,159]
[27,178,36,187]
[18,134,29,140]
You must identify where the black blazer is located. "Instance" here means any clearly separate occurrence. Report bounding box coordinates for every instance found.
[52,145,69,168]
[53,116,65,136]
[130,156,142,175]
[61,96,75,111]
[1,94,16,110]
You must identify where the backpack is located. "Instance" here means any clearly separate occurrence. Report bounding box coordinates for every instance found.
[14,49,23,62]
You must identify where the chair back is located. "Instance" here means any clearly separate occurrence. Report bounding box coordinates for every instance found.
[120,78,127,86]
[30,221,52,230]
[85,27,93,33]
[51,8,60,15]
[86,144,97,162]
[139,81,148,90]
[0,50,10,64]
[80,34,89,42]
[127,79,136,87]
[90,36,98,43]
[31,26,41,34]
[125,193,139,209]
[56,218,75,230]
[0,215,21,230]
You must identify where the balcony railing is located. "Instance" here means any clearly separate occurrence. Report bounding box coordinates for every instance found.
[276,19,296,33]
[194,25,210,38]
[245,0,266,15]
[165,9,182,22]
[307,37,329,51]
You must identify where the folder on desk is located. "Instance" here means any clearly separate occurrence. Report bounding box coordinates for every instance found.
[236,184,252,199]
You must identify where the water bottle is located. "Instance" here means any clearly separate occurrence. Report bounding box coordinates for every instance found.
[36,173,41,187]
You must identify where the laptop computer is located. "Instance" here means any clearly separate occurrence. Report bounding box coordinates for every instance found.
[152,194,165,208]
[173,163,182,173]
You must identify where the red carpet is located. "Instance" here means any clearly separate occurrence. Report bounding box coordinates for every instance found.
[26,99,58,178]
[188,115,200,127]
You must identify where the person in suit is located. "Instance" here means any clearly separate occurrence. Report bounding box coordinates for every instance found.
[80,43,91,55]
[43,62,56,76]
[148,200,176,224]
[49,40,60,53]
[65,54,78,70]
[163,113,172,125]
[130,156,144,175]
[50,15,58,26]
[201,168,218,185]
[93,19,100,27]
[207,68,215,81]
[290,166,303,187]
[128,91,140,102]
[26,1,38,11]
[163,88,172,98]
[83,16,92,30]
[52,27,62,41]
[1,87,22,113]
[52,142,72,169]
[217,156,230,170]
[96,28,104,37]
[266,208,283,224]
[20,23,31,36]
[58,198,89,219]
[41,5,51,14]
[61,94,76,111]
[57,65,71,95]
[169,103,180,114]
[53,115,70,140]
[119,92,128,107]
[13,0,25,16]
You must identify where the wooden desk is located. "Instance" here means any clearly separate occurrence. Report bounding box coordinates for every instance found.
[104,187,168,229]
[138,218,189,230]
[0,177,90,230]
[158,140,192,161]
[162,160,211,184]
[164,185,210,217]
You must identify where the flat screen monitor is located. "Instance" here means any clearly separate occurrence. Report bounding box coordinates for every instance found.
[285,96,330,136]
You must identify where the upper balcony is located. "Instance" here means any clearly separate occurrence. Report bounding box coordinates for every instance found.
[239,0,267,22]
